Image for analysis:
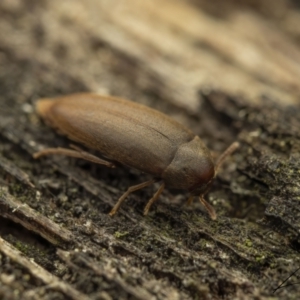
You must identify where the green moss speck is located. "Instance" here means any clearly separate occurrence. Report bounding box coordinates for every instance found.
[114,231,129,238]
[245,239,253,247]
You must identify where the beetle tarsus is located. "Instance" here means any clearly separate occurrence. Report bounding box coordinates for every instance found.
[143,182,165,215]
[109,179,156,216]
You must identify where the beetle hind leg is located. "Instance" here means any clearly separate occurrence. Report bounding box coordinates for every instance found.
[109,179,156,216]
[33,144,116,168]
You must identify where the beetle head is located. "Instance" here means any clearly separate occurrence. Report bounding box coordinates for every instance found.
[162,139,239,220]
[162,136,215,192]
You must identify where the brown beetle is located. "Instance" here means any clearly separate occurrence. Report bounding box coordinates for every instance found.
[34,93,239,219]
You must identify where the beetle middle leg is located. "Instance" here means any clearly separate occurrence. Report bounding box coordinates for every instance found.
[109,179,156,216]
[33,144,115,168]
[143,182,165,215]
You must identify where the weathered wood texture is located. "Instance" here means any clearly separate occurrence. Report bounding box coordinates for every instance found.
[0,0,300,299]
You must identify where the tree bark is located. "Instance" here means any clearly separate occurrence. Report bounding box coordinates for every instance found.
[0,0,300,299]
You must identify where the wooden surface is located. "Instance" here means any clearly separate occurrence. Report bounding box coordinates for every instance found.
[0,0,300,299]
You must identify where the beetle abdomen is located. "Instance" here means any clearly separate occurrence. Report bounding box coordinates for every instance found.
[37,94,195,177]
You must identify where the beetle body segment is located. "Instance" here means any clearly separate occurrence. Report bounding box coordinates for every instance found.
[37,94,215,192]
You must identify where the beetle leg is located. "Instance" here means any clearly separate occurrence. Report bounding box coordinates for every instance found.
[109,179,156,216]
[33,146,115,168]
[215,141,239,173]
[199,196,217,220]
[143,182,165,215]
[186,195,194,206]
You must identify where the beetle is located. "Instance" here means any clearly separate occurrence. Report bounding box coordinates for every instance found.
[33,93,239,219]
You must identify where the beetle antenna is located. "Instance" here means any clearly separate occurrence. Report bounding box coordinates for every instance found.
[199,196,217,220]
[215,142,239,173]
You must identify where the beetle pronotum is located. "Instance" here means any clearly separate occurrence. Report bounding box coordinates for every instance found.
[34,93,239,219]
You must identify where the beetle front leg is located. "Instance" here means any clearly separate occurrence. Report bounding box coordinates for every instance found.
[199,196,217,220]
[33,144,116,168]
